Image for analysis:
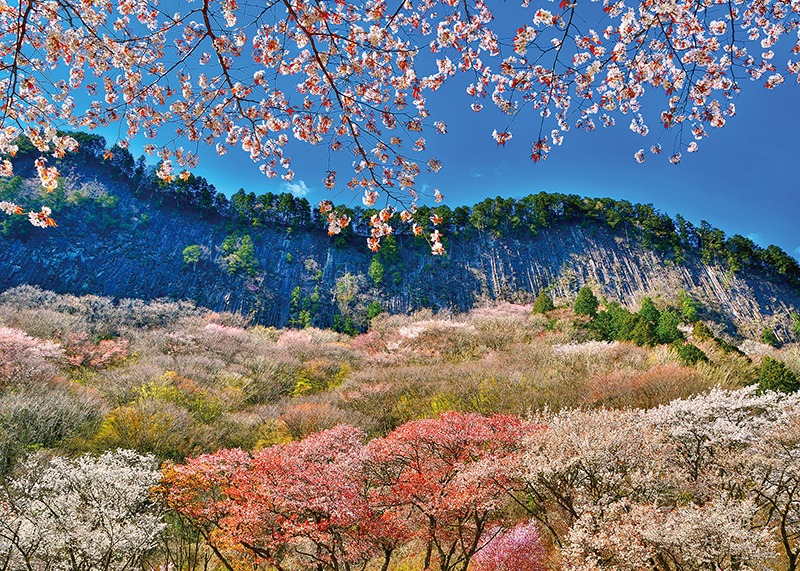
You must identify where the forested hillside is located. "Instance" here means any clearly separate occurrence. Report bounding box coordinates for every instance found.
[1,132,799,339]
[3,134,800,567]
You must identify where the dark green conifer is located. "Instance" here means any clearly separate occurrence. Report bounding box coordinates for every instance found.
[574,286,599,317]
[532,291,555,314]
[759,356,799,393]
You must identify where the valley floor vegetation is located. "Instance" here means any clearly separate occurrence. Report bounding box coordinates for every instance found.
[1,285,799,571]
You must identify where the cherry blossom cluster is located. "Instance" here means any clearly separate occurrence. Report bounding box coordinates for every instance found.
[27,206,57,228]
[1,0,798,237]
[1,450,164,570]
[0,201,56,227]
[524,387,800,571]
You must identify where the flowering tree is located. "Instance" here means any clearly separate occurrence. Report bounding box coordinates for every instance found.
[470,521,547,571]
[160,396,800,571]
[522,388,800,571]
[363,412,532,571]
[161,424,408,571]
[0,449,164,571]
[520,407,668,546]
[644,386,800,486]
[1,0,799,249]
[562,497,775,571]
[734,408,800,571]
[157,447,254,569]
[163,413,533,571]
[0,326,63,386]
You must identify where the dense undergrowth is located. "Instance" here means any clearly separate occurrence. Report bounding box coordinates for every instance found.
[1,284,797,469]
[2,285,800,571]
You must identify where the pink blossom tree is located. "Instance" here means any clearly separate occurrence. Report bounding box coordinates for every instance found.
[470,522,547,571]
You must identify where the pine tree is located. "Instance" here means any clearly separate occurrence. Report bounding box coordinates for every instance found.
[672,342,709,366]
[760,328,780,348]
[638,297,660,325]
[759,356,799,393]
[531,291,555,314]
[656,310,684,344]
[629,316,659,347]
[574,287,599,318]
[368,257,385,285]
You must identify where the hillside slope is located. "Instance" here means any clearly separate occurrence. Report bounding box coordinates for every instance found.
[0,144,798,340]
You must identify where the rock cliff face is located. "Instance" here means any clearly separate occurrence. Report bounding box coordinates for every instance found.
[1,166,798,340]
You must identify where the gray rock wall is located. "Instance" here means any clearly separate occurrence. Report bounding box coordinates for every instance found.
[1,171,797,340]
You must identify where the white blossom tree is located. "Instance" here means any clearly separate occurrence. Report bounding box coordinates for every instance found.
[562,498,775,571]
[0,449,165,571]
[645,386,800,489]
[520,407,669,545]
[523,388,800,571]
[733,409,800,571]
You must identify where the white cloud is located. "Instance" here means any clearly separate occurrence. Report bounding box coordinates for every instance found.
[794,245,800,257]
[283,180,310,197]
[746,232,764,246]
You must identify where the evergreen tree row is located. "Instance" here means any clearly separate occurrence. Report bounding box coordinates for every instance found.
[7,132,800,288]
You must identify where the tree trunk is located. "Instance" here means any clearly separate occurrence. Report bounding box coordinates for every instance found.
[380,548,394,571]
[424,540,433,570]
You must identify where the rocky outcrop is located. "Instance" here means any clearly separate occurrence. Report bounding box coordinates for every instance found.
[1,168,798,340]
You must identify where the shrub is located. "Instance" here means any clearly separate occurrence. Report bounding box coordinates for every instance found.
[182,244,203,269]
[531,291,554,314]
[758,356,799,393]
[672,342,708,366]
[90,399,196,460]
[692,321,714,341]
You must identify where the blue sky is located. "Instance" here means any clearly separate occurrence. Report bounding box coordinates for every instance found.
[87,0,798,262]
[152,78,798,260]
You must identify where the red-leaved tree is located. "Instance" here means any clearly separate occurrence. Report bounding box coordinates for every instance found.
[363,412,533,571]
[161,424,413,571]
[161,413,536,571]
